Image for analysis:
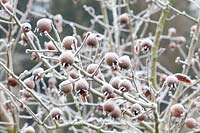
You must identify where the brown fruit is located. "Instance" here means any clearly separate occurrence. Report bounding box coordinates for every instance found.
[62,36,77,50]
[51,108,62,120]
[59,80,73,94]
[118,79,132,92]
[110,107,121,118]
[36,18,52,32]
[170,104,184,117]
[75,79,89,91]
[118,55,131,69]
[103,101,115,112]
[104,52,119,66]
[86,64,99,75]
[32,67,44,78]
[185,118,197,129]
[119,13,129,24]
[59,51,74,67]
[101,84,114,97]
[109,77,121,89]
[7,76,18,87]
[45,41,57,50]
[24,78,35,89]
[23,126,35,133]
[21,23,32,33]
[165,75,178,88]
[86,33,98,47]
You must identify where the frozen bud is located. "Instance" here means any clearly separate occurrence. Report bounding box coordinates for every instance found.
[54,14,63,33]
[86,64,99,75]
[32,67,44,78]
[59,80,73,94]
[140,38,153,52]
[51,108,62,120]
[75,79,89,91]
[86,33,98,47]
[23,126,35,133]
[69,68,79,79]
[175,36,186,45]
[109,77,121,89]
[185,118,197,129]
[62,36,77,50]
[118,79,132,92]
[24,78,35,89]
[45,41,57,50]
[103,100,115,112]
[48,77,57,88]
[7,76,18,87]
[101,84,114,97]
[59,51,74,67]
[118,55,131,69]
[170,103,184,117]
[104,52,119,66]
[110,106,121,118]
[165,75,178,88]
[131,103,144,116]
[21,23,32,33]
[168,27,176,36]
[119,13,129,24]
[36,18,52,33]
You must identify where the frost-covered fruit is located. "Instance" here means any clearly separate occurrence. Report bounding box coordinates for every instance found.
[168,27,176,36]
[106,93,116,99]
[140,38,153,52]
[131,103,144,116]
[59,80,73,94]
[75,79,89,91]
[21,90,32,99]
[159,74,167,84]
[62,36,77,50]
[45,41,57,50]
[24,78,35,89]
[36,18,52,32]
[101,84,114,97]
[23,126,35,133]
[48,77,57,88]
[59,51,74,67]
[169,41,176,49]
[1,0,9,3]
[170,104,184,117]
[110,107,121,118]
[165,75,178,88]
[118,79,132,92]
[190,25,197,33]
[21,23,32,32]
[118,55,131,69]
[109,77,121,89]
[137,113,148,121]
[185,118,197,129]
[32,67,44,78]
[7,76,18,87]
[119,13,129,24]
[86,64,99,75]
[86,33,98,47]
[176,36,186,45]
[104,52,119,66]
[103,101,115,112]
[69,69,79,79]
[51,108,62,120]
